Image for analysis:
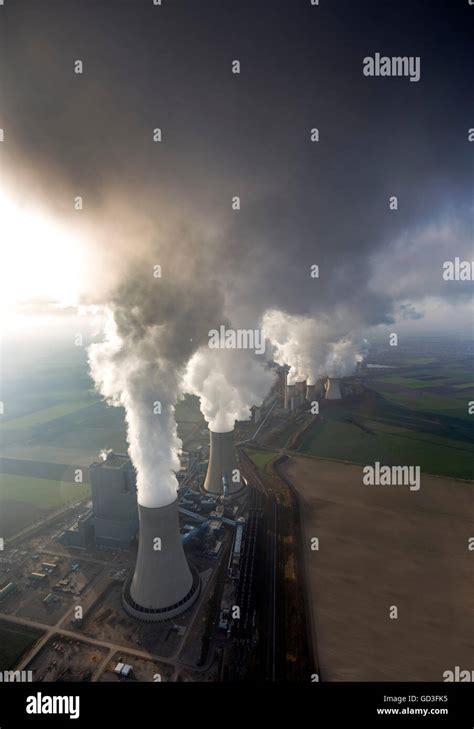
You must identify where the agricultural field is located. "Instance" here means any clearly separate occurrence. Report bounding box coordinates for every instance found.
[244,447,279,474]
[279,454,474,681]
[0,620,44,670]
[297,356,474,480]
[0,474,90,539]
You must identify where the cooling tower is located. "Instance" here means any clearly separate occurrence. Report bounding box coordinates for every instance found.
[203,429,244,496]
[123,499,200,621]
[295,380,307,396]
[325,377,342,400]
[285,383,297,410]
[306,384,317,401]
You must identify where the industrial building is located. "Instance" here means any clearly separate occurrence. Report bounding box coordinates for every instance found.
[0,582,16,602]
[203,429,245,498]
[41,562,58,572]
[29,572,47,584]
[114,662,133,678]
[90,452,139,547]
[59,511,94,548]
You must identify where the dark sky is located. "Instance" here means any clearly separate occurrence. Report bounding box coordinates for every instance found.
[0,0,472,336]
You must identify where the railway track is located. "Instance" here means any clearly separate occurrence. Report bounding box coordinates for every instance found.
[237,449,278,681]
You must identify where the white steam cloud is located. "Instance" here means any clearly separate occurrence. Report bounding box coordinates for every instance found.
[88,309,182,508]
[87,246,226,509]
[262,309,368,384]
[184,347,275,432]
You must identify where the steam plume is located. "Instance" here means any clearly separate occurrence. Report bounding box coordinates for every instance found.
[88,263,225,508]
[184,347,275,432]
[262,309,368,384]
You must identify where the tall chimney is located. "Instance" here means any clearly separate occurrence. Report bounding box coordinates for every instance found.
[325,377,342,400]
[203,429,244,496]
[123,499,200,621]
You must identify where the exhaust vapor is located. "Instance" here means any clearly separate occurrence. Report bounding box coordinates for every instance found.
[263,309,368,385]
[88,260,225,509]
[184,346,275,433]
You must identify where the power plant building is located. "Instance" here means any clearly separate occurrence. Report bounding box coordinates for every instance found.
[0,582,16,602]
[90,452,139,547]
[59,511,94,548]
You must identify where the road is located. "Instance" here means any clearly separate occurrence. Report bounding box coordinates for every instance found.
[2,541,220,681]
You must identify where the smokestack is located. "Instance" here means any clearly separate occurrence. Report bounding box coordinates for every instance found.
[203,429,244,497]
[325,377,342,400]
[123,499,200,621]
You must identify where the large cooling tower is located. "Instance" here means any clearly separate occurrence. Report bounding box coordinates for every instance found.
[325,377,342,400]
[123,499,200,621]
[306,384,317,401]
[203,429,244,496]
[285,383,297,410]
[295,380,307,396]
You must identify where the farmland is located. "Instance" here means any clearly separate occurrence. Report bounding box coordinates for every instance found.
[297,356,474,480]
[244,447,279,474]
[0,474,89,539]
[278,453,474,681]
[0,620,44,670]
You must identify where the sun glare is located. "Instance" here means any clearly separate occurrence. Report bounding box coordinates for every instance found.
[0,191,81,324]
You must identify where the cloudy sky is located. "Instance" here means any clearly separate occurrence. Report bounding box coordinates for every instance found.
[0,0,472,341]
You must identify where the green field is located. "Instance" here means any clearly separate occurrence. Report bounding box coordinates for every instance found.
[245,447,279,473]
[0,400,98,431]
[376,376,449,389]
[0,620,44,670]
[0,474,90,539]
[0,473,89,508]
[380,391,471,417]
[297,357,474,480]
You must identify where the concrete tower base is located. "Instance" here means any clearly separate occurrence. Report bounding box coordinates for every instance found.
[122,568,200,622]
[122,499,200,622]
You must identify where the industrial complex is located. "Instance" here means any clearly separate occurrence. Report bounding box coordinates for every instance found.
[2,355,467,686]
[0,366,352,682]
